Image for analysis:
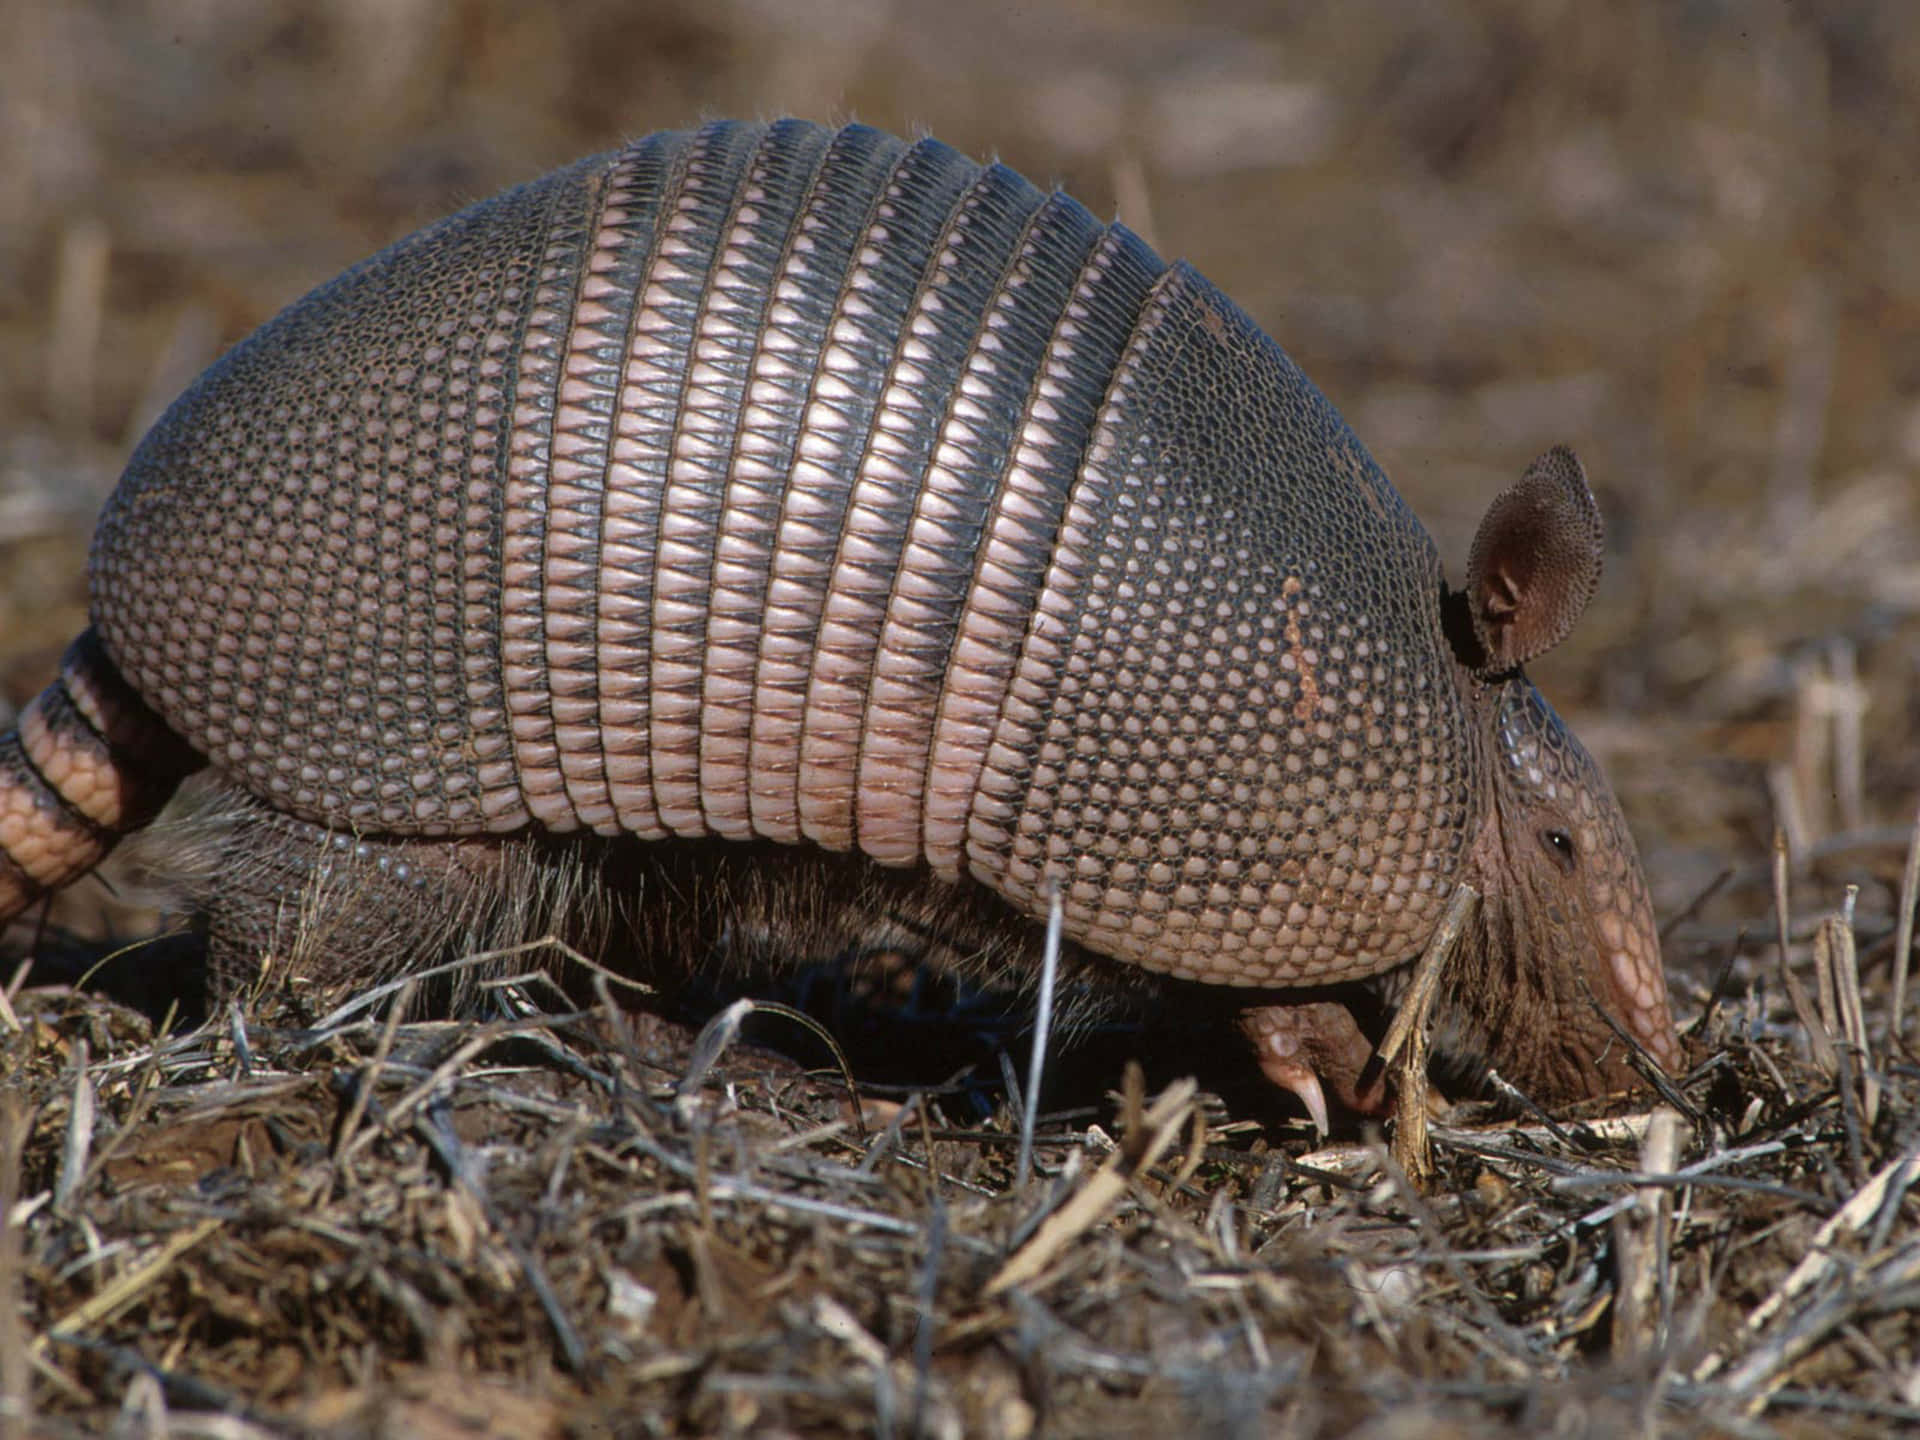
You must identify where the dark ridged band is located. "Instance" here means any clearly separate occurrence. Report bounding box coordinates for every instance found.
[478,120,1171,865]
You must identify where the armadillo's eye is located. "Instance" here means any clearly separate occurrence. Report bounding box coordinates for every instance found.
[1540,827,1577,872]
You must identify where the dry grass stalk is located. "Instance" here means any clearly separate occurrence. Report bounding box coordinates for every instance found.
[0,967,22,1035]
[1015,884,1065,1189]
[1722,1239,1920,1414]
[1890,800,1920,1055]
[1379,882,1479,1188]
[2,1100,30,1440]
[1825,639,1867,836]
[50,1040,91,1213]
[985,1068,1197,1298]
[1609,1106,1688,1359]
[1815,892,1878,1132]
[28,1217,221,1363]
[1740,1140,1920,1340]
[1771,828,1834,1076]
[331,977,411,1175]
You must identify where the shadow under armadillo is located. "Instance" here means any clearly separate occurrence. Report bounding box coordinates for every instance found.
[19,771,1409,1131]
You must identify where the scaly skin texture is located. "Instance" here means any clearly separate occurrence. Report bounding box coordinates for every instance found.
[0,119,1679,1124]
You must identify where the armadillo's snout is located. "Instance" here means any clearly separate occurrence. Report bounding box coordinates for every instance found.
[1591,817,1682,1074]
[1541,706,1680,1077]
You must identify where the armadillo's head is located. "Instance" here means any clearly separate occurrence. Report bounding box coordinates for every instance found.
[1443,677,1680,1097]
[1438,447,1681,1100]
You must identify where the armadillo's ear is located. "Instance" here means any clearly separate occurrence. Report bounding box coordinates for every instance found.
[1465,446,1604,673]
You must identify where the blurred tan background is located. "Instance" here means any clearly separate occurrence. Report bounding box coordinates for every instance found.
[3,0,1917,988]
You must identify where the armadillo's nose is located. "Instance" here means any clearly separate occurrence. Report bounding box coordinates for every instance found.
[1611,944,1681,1070]
[1600,886,1681,1073]
[1584,801,1681,1076]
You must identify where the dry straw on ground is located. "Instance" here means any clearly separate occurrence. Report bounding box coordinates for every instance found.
[7,869,1920,1437]
[4,1,1920,1435]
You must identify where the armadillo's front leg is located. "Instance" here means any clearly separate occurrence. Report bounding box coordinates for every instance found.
[1240,1000,1388,1134]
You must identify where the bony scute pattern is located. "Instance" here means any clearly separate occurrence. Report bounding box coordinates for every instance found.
[979,263,1476,987]
[0,118,1679,1123]
[94,161,606,834]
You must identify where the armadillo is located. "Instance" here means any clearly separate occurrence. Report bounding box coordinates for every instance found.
[0,118,1679,1126]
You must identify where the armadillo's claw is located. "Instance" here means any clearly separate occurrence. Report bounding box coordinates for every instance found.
[1252,1043,1331,1136]
[1241,1004,1338,1134]
[1240,998,1389,1133]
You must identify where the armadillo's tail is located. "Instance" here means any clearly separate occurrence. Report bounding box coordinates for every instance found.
[0,629,202,926]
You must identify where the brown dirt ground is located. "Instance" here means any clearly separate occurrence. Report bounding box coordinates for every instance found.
[4,2,1920,1435]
